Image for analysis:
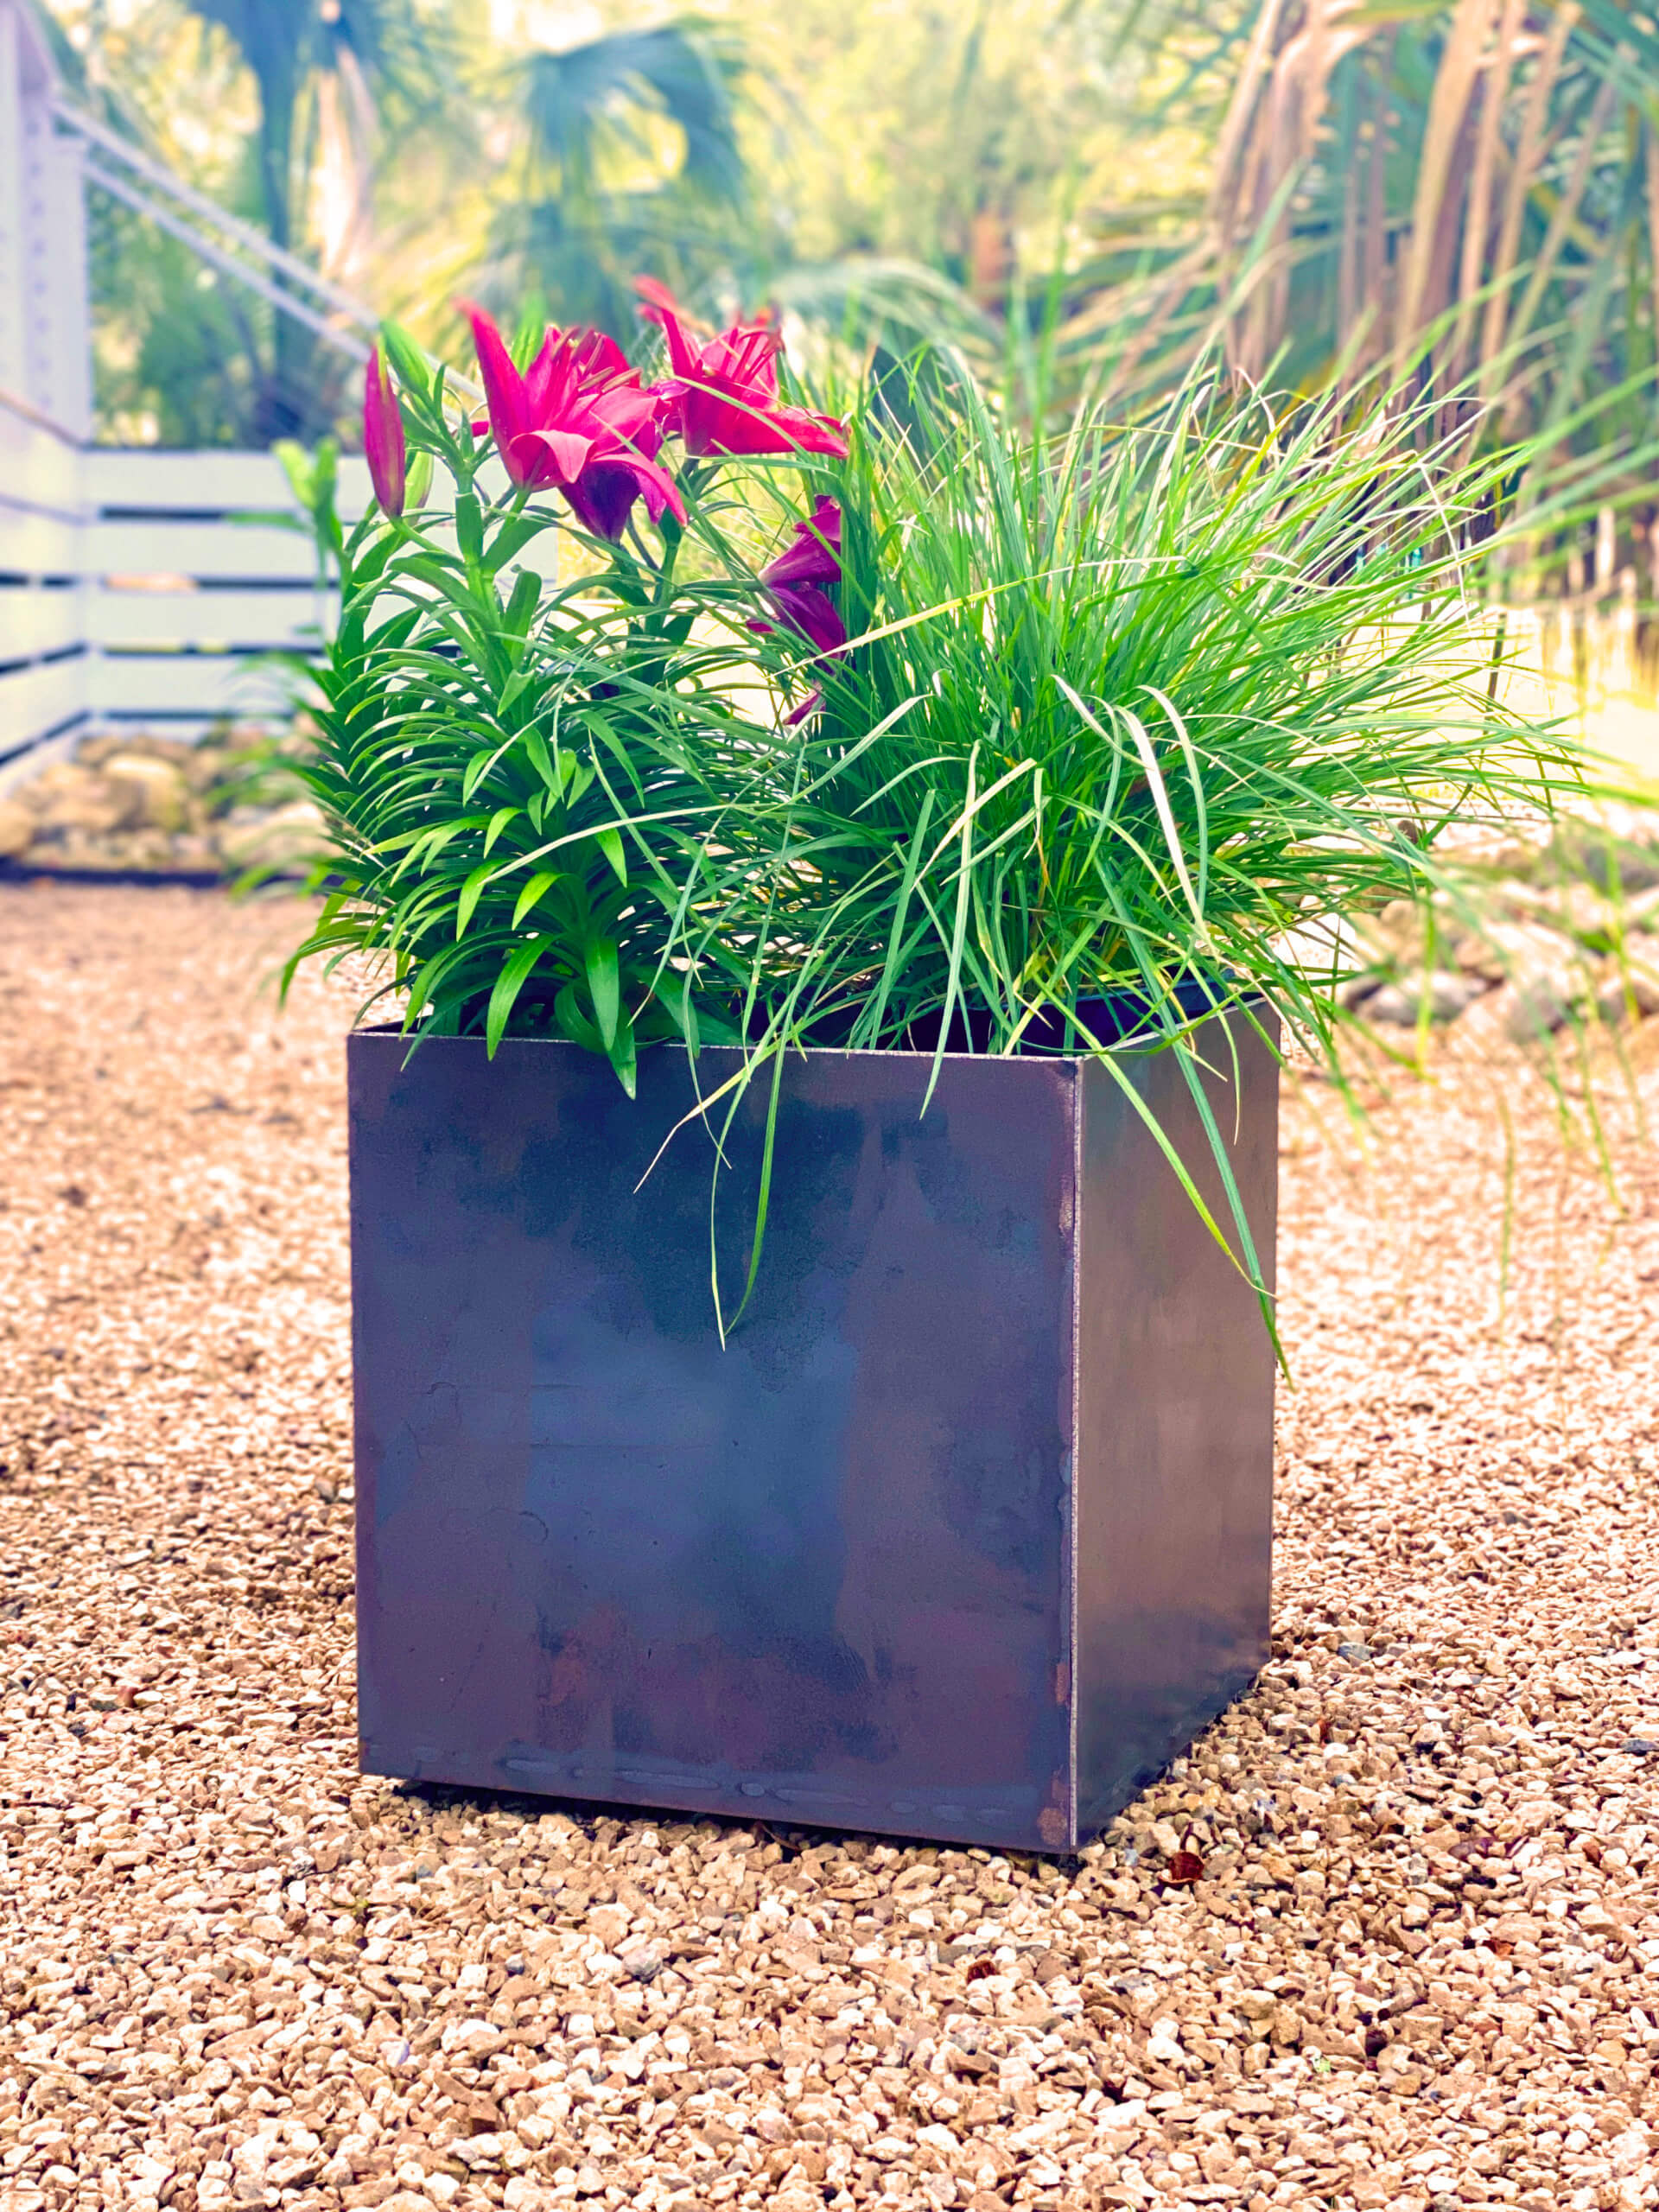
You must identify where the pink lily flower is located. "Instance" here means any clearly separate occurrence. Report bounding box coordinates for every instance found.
[636,279,849,461]
[363,345,406,518]
[465,303,686,539]
[753,497,846,657]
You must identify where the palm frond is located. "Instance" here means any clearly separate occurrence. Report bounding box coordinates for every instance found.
[518,16,747,206]
[1043,0,1659,594]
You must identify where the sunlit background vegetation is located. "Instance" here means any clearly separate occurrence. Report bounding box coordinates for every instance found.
[40,0,1221,446]
[29,0,1659,759]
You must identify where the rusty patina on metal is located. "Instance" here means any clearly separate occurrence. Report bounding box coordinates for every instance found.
[348,1020,1276,1852]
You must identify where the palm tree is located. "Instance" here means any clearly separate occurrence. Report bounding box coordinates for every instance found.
[175,0,464,438]
[477,10,1006,405]
[1199,0,1654,417]
[480,16,752,344]
[1063,5,1659,429]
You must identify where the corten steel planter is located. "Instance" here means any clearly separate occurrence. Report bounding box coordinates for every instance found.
[348,1014,1278,1853]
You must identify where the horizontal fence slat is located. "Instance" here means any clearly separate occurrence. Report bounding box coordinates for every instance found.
[1,404,564,755]
[92,521,556,588]
[88,652,298,719]
[0,583,86,662]
[89,519,325,582]
[86,448,373,520]
[0,657,87,753]
[88,583,333,652]
[0,506,82,576]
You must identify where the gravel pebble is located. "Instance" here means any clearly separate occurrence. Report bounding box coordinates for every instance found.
[3,880,1659,2212]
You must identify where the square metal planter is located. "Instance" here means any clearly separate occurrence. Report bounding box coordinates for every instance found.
[348,1019,1278,1853]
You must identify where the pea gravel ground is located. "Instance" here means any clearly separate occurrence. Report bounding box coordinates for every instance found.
[3,880,1659,2212]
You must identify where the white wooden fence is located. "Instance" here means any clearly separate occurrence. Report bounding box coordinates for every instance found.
[1,391,376,765]
[0,384,569,785]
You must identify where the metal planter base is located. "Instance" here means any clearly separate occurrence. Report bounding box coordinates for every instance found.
[348,1021,1278,1853]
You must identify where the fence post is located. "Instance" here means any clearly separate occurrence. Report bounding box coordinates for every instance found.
[0,0,91,439]
[0,3,27,401]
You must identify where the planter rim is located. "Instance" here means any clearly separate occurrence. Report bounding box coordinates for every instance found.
[350,995,1267,1069]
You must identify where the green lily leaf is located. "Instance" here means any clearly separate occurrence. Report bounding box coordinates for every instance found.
[484,805,521,855]
[455,863,496,940]
[486,941,548,1058]
[606,1005,638,1099]
[501,568,543,642]
[512,870,561,927]
[379,320,432,397]
[595,826,627,885]
[554,982,604,1054]
[585,938,620,1049]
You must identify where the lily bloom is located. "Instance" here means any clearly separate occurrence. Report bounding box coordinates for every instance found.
[466,304,685,539]
[753,498,845,657]
[637,279,849,461]
[363,345,406,518]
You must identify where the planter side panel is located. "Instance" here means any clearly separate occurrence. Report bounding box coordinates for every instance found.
[1074,1020,1279,1836]
[348,1036,1077,1851]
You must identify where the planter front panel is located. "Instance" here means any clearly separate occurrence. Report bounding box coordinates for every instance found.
[349,1036,1078,1850]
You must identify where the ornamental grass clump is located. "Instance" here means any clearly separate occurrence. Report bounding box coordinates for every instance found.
[288,283,1612,1328]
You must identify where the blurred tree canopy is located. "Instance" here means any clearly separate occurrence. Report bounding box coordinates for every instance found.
[1087,5,1659,419]
[59,0,479,441]
[57,0,1217,439]
[48,0,1659,577]
[1059,1,1659,601]
[483,16,750,335]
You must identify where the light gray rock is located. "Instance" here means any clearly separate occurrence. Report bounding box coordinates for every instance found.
[102,752,192,833]
[1361,984,1418,1026]
[0,798,35,858]
[1362,971,1483,1026]
[1424,970,1484,1020]
[28,760,125,837]
[1337,974,1384,1011]
[1504,976,1577,1040]
[1459,916,1575,987]
[1595,966,1659,1026]
[216,798,324,874]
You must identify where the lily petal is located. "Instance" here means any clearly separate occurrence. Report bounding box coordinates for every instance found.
[635,277,702,383]
[464,302,533,484]
[769,582,847,656]
[518,426,598,486]
[762,498,842,588]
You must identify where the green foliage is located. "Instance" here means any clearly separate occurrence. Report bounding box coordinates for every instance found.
[68,0,469,445]
[668,365,1624,1328]
[87,199,266,446]
[182,0,461,249]
[67,0,1659,516]
[288,314,1627,1335]
[696,372,1594,1054]
[273,435,342,572]
[67,0,1190,446]
[181,0,464,439]
[726,0,1196,289]
[282,368,775,1094]
[1073,0,1659,477]
[519,17,747,207]
[483,16,753,341]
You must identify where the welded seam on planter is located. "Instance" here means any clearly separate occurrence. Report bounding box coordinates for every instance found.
[1068,1064,1083,1853]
